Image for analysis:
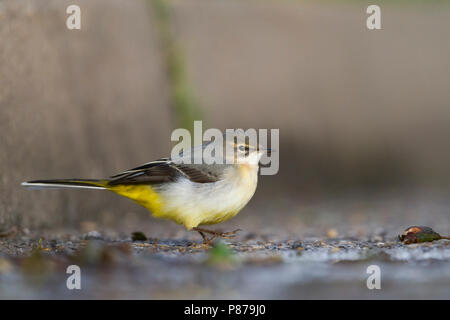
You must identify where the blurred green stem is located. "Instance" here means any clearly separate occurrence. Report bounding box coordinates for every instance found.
[149,0,203,134]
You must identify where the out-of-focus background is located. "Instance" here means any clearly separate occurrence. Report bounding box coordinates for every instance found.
[1,0,450,300]
[2,0,450,234]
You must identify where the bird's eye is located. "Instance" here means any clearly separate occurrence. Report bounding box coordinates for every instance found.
[238,145,250,155]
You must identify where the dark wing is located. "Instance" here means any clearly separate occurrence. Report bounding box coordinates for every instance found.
[109,158,170,179]
[108,159,221,185]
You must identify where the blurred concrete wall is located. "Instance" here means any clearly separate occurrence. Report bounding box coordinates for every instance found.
[1,0,450,229]
[0,0,172,228]
[173,0,450,192]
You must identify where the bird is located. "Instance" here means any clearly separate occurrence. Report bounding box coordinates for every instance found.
[21,135,268,244]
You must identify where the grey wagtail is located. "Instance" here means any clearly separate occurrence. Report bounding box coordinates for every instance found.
[22,136,269,244]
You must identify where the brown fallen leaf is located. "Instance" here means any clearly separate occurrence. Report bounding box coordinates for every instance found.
[399,226,450,244]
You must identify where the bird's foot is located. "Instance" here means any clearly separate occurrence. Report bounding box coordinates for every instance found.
[193,227,242,245]
[219,229,242,239]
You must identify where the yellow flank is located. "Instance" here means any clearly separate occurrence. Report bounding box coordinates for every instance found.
[107,184,206,229]
[107,184,164,216]
[107,184,203,229]
[105,182,248,230]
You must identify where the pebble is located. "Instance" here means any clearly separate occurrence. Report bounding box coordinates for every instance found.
[327,228,339,238]
[84,231,103,240]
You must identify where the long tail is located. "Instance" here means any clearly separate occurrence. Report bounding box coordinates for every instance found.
[21,179,109,190]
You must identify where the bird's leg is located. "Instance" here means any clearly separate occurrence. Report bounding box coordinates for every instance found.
[197,230,209,244]
[193,227,241,244]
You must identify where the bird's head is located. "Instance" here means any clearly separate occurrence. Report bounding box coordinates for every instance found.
[224,138,269,166]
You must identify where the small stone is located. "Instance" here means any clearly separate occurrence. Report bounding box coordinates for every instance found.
[84,231,102,240]
[291,241,303,250]
[132,232,148,241]
[327,228,338,238]
[373,235,383,242]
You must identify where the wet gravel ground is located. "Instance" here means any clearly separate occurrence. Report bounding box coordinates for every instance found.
[1,231,449,299]
[1,190,450,299]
